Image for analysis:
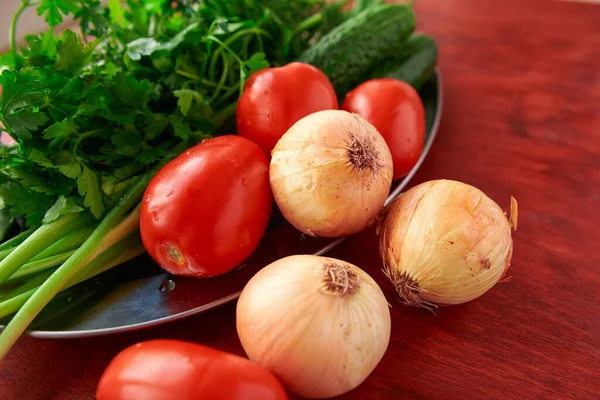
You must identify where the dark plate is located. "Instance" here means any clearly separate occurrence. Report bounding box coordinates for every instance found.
[1,68,443,338]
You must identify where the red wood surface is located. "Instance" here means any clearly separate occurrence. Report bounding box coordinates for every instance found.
[2,0,600,398]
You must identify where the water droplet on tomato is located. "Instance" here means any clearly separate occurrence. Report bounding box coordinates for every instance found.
[159,279,176,293]
[166,190,174,197]
[241,177,248,186]
[153,211,159,221]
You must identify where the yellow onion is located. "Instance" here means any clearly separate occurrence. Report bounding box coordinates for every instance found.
[269,110,393,238]
[378,179,518,309]
[236,254,391,399]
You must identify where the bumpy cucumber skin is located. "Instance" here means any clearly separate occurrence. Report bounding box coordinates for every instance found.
[298,4,416,98]
[366,33,438,91]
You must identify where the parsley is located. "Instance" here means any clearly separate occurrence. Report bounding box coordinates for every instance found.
[37,0,79,27]
[43,196,84,224]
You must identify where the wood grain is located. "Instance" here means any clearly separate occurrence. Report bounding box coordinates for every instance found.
[1,0,600,398]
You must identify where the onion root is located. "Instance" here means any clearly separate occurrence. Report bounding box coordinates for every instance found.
[382,267,437,312]
[320,262,360,296]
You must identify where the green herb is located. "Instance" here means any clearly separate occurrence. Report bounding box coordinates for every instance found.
[0,0,350,359]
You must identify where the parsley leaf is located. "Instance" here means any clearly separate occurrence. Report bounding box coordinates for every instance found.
[76,0,111,37]
[21,31,58,63]
[108,0,126,25]
[37,0,80,27]
[56,151,82,179]
[110,126,143,157]
[126,23,200,61]
[27,149,54,168]
[0,69,45,115]
[170,115,191,140]
[77,165,104,218]
[0,181,54,226]
[42,119,77,140]
[143,114,170,141]
[55,31,98,75]
[135,142,169,165]
[173,89,205,117]
[43,196,84,223]
[110,73,152,109]
[0,53,21,70]
[4,168,56,195]
[144,0,169,14]
[4,109,49,140]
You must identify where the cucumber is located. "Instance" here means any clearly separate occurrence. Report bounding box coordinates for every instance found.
[364,33,438,91]
[298,3,416,98]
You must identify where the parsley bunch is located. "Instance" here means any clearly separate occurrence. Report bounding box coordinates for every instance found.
[0,0,349,359]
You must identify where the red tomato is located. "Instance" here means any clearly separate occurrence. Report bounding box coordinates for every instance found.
[96,340,289,400]
[236,62,339,156]
[140,135,272,278]
[341,78,425,180]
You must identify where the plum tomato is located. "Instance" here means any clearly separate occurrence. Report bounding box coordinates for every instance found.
[341,78,425,180]
[236,62,339,156]
[140,135,273,278]
[96,340,289,400]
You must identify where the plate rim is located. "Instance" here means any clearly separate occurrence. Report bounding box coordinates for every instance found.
[18,67,445,339]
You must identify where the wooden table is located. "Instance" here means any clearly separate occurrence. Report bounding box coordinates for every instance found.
[2,0,600,398]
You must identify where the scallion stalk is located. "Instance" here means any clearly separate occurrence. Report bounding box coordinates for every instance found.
[7,250,77,281]
[0,229,34,253]
[0,214,93,285]
[0,173,150,359]
[0,231,145,320]
[30,225,97,262]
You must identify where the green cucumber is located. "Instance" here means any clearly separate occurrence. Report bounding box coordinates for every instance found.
[365,33,438,91]
[298,3,416,98]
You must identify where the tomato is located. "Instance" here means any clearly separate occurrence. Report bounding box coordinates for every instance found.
[341,78,425,180]
[96,340,289,400]
[140,135,273,278]
[236,62,339,156]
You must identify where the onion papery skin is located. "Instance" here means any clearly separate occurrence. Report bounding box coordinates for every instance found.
[379,179,517,309]
[269,110,393,238]
[236,255,391,399]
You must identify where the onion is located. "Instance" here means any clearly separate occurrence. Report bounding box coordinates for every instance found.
[236,254,391,399]
[269,110,393,238]
[378,179,518,309]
